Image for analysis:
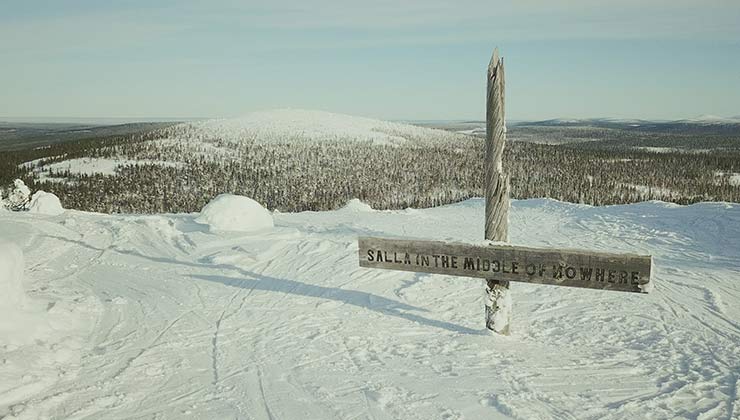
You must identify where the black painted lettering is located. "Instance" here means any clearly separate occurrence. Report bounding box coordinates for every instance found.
[526,263,536,275]
[421,255,430,266]
[394,252,402,264]
[619,271,628,284]
[451,256,458,269]
[565,266,576,279]
[631,272,640,285]
[512,262,519,274]
[482,259,490,271]
[580,267,593,281]
[433,255,440,267]
[441,255,450,268]
[367,250,375,262]
[595,268,605,282]
[607,270,616,283]
[553,265,563,279]
[404,253,411,265]
[384,251,391,263]
[501,260,509,274]
[464,257,475,270]
[492,260,501,272]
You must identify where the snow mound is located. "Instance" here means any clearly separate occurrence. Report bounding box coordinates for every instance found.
[195,194,273,232]
[28,190,64,215]
[0,241,25,311]
[342,198,373,212]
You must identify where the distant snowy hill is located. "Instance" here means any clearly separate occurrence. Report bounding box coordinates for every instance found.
[166,109,470,146]
[512,116,740,127]
[23,109,473,180]
[1,198,739,419]
[678,114,740,125]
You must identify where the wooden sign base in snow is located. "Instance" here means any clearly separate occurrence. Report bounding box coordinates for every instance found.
[358,237,653,294]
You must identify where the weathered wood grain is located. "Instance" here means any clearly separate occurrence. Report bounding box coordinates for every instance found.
[485,48,509,243]
[358,236,653,293]
[485,48,511,333]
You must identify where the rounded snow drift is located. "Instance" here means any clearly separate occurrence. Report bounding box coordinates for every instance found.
[0,241,26,311]
[28,191,65,216]
[342,198,373,212]
[196,194,273,232]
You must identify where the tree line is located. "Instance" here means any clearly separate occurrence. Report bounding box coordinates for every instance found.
[2,124,736,214]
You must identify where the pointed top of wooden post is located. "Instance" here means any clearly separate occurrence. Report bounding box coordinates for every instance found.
[488,48,501,76]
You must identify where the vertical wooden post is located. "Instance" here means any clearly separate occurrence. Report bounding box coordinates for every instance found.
[484,48,512,335]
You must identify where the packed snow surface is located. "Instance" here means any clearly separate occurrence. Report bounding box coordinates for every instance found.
[27,191,64,216]
[195,194,273,233]
[0,241,25,311]
[1,199,739,419]
[0,240,96,408]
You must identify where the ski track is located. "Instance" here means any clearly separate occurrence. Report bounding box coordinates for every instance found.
[1,198,739,419]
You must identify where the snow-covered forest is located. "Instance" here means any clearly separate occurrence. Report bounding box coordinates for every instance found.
[2,110,740,214]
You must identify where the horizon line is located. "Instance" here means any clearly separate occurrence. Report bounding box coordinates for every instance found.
[1,113,739,125]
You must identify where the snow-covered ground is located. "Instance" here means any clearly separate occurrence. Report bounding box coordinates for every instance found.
[635,147,714,154]
[1,198,739,419]
[716,171,740,187]
[23,158,183,182]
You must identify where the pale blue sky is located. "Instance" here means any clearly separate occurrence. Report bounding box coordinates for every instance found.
[1,0,739,121]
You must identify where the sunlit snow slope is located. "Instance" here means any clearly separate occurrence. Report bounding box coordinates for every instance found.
[23,110,473,178]
[177,109,465,145]
[1,199,739,419]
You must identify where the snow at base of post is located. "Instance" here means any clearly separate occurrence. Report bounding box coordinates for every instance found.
[484,279,511,335]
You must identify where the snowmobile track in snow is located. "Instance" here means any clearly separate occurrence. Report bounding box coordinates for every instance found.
[1,199,739,419]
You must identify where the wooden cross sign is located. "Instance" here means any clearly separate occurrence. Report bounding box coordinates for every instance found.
[356,48,654,335]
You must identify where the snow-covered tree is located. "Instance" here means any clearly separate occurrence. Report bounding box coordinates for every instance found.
[5,179,31,211]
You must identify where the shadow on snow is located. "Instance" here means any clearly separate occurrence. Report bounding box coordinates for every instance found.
[43,233,485,336]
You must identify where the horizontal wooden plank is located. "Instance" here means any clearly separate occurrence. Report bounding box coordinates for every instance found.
[358,236,653,293]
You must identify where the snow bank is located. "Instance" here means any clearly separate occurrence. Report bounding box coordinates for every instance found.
[28,190,65,215]
[0,238,97,410]
[342,198,373,212]
[195,194,273,232]
[0,241,26,311]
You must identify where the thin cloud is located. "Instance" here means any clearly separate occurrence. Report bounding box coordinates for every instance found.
[2,0,739,56]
